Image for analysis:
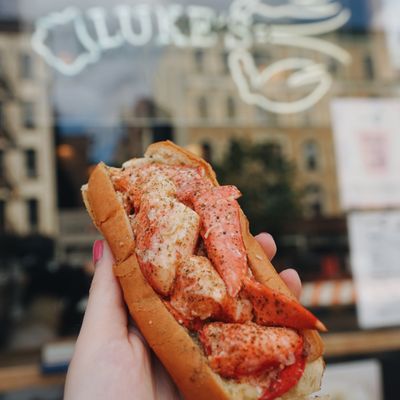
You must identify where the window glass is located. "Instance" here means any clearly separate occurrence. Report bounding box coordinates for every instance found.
[20,52,33,79]
[0,148,3,179]
[202,141,212,162]
[1,2,400,397]
[303,140,319,171]
[25,148,37,177]
[194,49,204,72]
[0,199,4,232]
[304,184,324,217]
[27,198,38,230]
[222,51,229,73]
[21,101,35,129]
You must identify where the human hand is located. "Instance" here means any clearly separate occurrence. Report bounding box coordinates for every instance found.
[64,233,302,400]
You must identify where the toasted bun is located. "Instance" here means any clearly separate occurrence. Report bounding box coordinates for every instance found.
[82,141,325,400]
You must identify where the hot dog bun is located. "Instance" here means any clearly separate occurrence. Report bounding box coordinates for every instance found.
[82,141,325,400]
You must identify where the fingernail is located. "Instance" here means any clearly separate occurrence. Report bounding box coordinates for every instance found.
[255,232,272,241]
[93,240,104,264]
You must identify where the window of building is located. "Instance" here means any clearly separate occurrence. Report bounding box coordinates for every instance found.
[21,101,35,129]
[198,96,208,119]
[222,52,229,73]
[0,149,3,179]
[25,149,37,178]
[0,199,5,232]
[304,184,324,217]
[194,49,203,72]
[20,52,33,79]
[364,54,374,80]
[0,101,7,134]
[227,96,236,119]
[27,198,39,230]
[202,141,212,163]
[303,140,319,171]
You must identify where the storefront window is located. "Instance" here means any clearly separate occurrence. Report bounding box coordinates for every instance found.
[1,1,400,398]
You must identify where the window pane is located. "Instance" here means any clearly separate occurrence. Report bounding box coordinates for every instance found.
[222,52,229,73]
[27,198,38,229]
[25,149,37,177]
[20,53,33,79]
[0,149,3,179]
[21,101,35,129]
[364,54,374,80]
[194,49,203,72]
[202,141,212,162]
[304,184,324,217]
[303,140,319,171]
[0,199,4,232]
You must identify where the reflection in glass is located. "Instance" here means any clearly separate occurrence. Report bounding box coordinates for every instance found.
[304,183,324,217]
[20,52,33,80]
[303,140,319,171]
[21,101,35,129]
[25,149,37,178]
[27,198,39,231]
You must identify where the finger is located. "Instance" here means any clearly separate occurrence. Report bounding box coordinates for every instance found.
[255,233,277,260]
[279,268,302,300]
[79,240,128,341]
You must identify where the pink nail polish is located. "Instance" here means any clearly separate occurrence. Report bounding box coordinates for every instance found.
[92,240,104,264]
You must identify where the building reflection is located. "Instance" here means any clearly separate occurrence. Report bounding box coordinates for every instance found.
[0,20,56,236]
[1,3,400,397]
[115,98,174,163]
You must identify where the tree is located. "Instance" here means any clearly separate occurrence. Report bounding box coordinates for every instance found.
[214,139,301,236]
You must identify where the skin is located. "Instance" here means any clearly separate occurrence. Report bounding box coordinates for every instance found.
[64,233,302,400]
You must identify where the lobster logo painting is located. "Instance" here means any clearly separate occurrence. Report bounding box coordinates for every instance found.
[32,0,351,114]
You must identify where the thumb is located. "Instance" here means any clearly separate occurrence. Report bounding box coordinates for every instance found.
[78,240,128,343]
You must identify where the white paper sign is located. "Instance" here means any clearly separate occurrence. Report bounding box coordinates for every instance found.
[348,211,400,329]
[331,99,400,210]
[317,359,383,400]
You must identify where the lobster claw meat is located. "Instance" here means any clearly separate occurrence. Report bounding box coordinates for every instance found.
[242,277,327,332]
[191,186,248,298]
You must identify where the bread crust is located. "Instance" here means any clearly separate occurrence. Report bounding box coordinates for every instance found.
[83,141,324,400]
